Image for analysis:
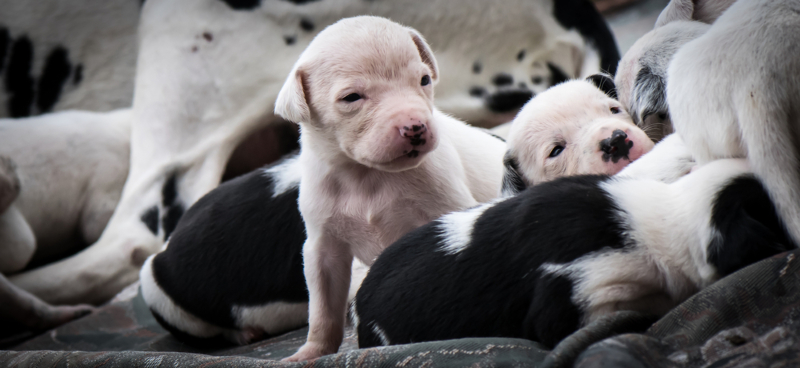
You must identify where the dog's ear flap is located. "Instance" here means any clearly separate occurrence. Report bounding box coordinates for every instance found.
[501,151,527,197]
[586,73,618,100]
[275,68,311,123]
[408,29,439,83]
[655,0,695,28]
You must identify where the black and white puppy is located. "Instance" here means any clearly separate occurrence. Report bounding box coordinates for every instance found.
[354,159,795,349]
[140,153,322,344]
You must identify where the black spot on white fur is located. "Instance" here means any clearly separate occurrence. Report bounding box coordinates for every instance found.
[547,62,570,86]
[161,172,184,240]
[300,18,315,32]
[140,206,160,235]
[472,62,482,74]
[149,153,307,341]
[4,36,34,117]
[219,0,261,10]
[708,176,796,276]
[492,73,513,87]
[283,35,296,46]
[37,46,72,113]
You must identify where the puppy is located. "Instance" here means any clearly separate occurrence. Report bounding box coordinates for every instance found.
[667,0,800,246]
[0,109,129,330]
[354,159,796,349]
[502,77,653,196]
[273,16,506,361]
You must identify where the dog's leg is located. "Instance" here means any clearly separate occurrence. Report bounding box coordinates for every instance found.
[284,236,353,362]
[0,273,94,330]
[0,206,36,274]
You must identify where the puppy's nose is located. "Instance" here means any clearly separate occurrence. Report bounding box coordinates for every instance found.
[399,124,428,146]
[600,129,633,163]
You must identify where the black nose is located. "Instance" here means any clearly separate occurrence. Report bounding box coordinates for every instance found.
[600,129,633,163]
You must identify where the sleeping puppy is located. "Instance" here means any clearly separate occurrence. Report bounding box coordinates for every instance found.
[354,159,796,349]
[502,76,653,196]
[273,16,506,361]
[141,153,373,344]
[667,0,800,246]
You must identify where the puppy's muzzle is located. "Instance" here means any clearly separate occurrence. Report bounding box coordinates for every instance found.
[399,123,429,157]
[600,129,633,163]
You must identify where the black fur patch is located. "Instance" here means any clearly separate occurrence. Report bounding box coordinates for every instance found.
[4,36,34,117]
[553,0,621,75]
[140,206,160,235]
[300,18,315,31]
[501,151,526,196]
[356,175,627,349]
[547,62,570,86]
[492,73,513,87]
[151,154,307,333]
[0,28,9,74]
[73,64,83,85]
[516,49,526,62]
[472,62,482,74]
[219,0,261,10]
[485,89,533,113]
[161,173,184,240]
[469,86,486,97]
[708,176,796,277]
[36,46,72,113]
[586,73,617,100]
[283,35,296,46]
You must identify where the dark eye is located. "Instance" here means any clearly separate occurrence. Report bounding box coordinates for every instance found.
[343,93,361,102]
[610,106,621,114]
[549,145,564,158]
[421,75,430,86]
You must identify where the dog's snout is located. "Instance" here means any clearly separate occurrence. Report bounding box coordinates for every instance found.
[600,129,633,163]
[400,124,428,146]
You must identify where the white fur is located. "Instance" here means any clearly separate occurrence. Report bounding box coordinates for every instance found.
[616,133,695,183]
[667,0,800,246]
[232,302,309,336]
[277,17,505,361]
[369,322,391,346]
[262,154,302,198]
[438,202,497,256]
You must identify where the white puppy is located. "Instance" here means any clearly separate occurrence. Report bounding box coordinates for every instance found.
[274,16,506,361]
[668,0,800,244]
[502,78,653,195]
[0,109,130,329]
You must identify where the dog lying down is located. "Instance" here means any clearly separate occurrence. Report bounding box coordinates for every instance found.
[353,158,796,349]
[139,75,652,347]
[502,76,653,196]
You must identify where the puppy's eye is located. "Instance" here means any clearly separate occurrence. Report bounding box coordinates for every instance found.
[421,75,430,86]
[610,106,621,114]
[343,93,362,102]
[549,145,565,158]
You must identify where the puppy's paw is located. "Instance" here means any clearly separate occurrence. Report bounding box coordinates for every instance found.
[282,341,335,362]
[35,304,95,330]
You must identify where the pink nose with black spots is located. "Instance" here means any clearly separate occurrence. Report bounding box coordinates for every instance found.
[399,123,428,158]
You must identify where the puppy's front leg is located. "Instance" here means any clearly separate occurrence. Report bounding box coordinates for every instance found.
[284,235,353,362]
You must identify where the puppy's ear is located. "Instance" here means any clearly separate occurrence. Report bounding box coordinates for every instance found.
[655,0,695,28]
[501,151,527,197]
[408,29,439,83]
[275,68,311,123]
[586,73,618,100]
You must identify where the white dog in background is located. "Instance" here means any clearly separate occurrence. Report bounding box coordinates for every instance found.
[0,109,130,330]
[274,16,506,361]
[668,0,800,245]
[502,77,653,195]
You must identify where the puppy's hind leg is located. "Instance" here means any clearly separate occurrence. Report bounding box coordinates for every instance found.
[0,274,95,331]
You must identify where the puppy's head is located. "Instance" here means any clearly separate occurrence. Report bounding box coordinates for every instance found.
[504,78,653,189]
[614,21,709,141]
[275,16,440,172]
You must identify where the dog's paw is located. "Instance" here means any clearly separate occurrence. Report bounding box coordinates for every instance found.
[282,341,335,362]
[35,304,95,330]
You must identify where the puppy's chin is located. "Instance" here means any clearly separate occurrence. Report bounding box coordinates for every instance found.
[360,151,430,172]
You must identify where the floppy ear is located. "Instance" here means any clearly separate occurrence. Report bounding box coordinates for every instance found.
[655,0,695,28]
[408,29,439,83]
[586,73,618,100]
[501,151,527,197]
[274,68,311,123]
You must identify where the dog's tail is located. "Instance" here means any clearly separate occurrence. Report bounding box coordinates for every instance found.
[739,87,800,248]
